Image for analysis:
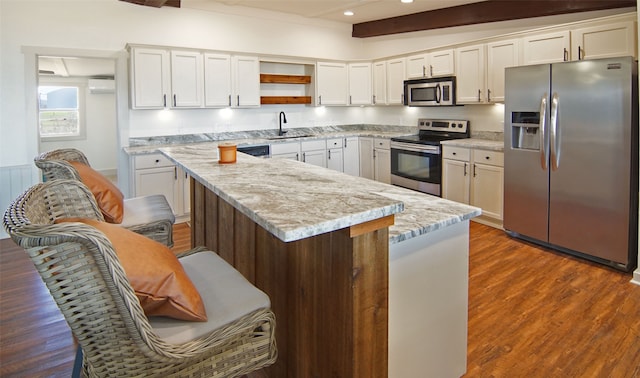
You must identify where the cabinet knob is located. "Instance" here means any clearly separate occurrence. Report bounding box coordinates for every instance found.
[452,152,457,155]
[155,159,160,163]
[485,156,490,160]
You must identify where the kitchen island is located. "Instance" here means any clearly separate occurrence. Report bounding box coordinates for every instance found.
[161,143,480,377]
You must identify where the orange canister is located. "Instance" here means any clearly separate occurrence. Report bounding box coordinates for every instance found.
[218,143,237,164]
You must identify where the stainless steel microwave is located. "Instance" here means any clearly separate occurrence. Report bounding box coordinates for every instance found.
[403,76,456,106]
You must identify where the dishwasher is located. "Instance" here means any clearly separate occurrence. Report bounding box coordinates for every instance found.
[236,144,271,158]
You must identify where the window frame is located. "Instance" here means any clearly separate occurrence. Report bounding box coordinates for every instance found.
[38,77,87,141]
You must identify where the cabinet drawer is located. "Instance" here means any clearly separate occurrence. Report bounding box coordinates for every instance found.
[374,138,390,149]
[135,154,174,169]
[443,146,470,161]
[473,150,504,167]
[301,139,326,151]
[271,141,300,155]
[326,138,343,148]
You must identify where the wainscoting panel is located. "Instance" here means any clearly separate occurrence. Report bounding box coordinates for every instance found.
[0,164,39,239]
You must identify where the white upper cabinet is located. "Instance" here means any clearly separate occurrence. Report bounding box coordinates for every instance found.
[522,30,570,65]
[348,62,372,105]
[455,44,486,104]
[372,61,387,105]
[486,39,520,103]
[170,50,204,108]
[317,61,349,106]
[386,58,406,105]
[406,49,454,79]
[231,55,260,108]
[204,53,232,107]
[571,21,637,60]
[131,47,171,109]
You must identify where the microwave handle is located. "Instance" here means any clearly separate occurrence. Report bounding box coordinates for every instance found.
[435,83,441,104]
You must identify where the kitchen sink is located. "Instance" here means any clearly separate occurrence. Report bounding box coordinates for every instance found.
[266,134,314,140]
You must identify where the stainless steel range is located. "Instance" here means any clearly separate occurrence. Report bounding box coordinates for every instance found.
[390,118,470,196]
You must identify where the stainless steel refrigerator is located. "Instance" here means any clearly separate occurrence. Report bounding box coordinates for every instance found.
[504,56,638,271]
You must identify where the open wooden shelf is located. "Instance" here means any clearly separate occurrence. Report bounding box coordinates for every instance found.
[260,73,312,84]
[260,96,312,105]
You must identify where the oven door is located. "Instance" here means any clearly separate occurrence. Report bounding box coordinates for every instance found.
[390,142,442,196]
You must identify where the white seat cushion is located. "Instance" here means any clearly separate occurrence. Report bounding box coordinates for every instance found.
[121,195,175,227]
[150,251,271,345]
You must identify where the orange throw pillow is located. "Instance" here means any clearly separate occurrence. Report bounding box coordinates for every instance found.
[69,161,124,224]
[57,218,207,322]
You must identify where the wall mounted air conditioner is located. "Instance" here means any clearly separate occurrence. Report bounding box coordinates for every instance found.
[88,79,115,94]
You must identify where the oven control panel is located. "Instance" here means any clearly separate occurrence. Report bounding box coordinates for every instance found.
[418,118,469,134]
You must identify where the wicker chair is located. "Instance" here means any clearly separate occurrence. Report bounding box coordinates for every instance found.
[35,148,175,246]
[3,179,277,377]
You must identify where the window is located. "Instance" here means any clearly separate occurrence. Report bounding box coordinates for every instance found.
[38,84,85,139]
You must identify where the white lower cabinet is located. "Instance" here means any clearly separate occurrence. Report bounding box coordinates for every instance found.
[270,141,301,161]
[343,137,360,176]
[442,146,504,228]
[326,138,344,172]
[132,153,190,220]
[359,137,391,184]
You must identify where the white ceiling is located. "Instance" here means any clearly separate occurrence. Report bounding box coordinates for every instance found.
[38,56,115,79]
[188,0,487,24]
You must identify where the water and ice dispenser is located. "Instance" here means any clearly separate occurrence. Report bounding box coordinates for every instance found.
[510,111,541,150]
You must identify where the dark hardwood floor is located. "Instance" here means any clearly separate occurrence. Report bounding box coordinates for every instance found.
[1,222,639,377]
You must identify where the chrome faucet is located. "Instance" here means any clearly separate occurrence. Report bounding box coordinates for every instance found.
[278,111,288,136]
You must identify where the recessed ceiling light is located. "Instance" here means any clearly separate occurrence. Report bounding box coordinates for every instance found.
[401,0,414,3]
[344,10,354,16]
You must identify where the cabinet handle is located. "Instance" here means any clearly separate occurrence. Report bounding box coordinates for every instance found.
[228,95,232,106]
[373,150,376,159]
[328,150,331,159]
[563,48,568,62]
[237,95,240,106]
[473,164,477,177]
[302,152,306,162]
[372,95,376,104]
[578,46,583,60]
[349,95,352,105]
[173,94,177,107]
[463,162,467,176]
[174,166,177,180]
[477,89,481,102]
[429,65,433,77]
[344,138,347,148]
[318,95,322,105]
[422,65,426,77]
[163,94,167,108]
[296,153,299,161]
[487,89,491,102]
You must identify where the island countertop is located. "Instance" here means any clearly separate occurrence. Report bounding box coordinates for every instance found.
[160,143,480,244]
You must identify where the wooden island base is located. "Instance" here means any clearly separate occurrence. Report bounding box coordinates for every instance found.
[190,179,391,377]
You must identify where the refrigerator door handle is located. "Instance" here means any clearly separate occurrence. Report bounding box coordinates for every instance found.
[539,94,548,170]
[550,92,560,170]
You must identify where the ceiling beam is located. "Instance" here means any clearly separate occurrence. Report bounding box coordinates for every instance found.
[352,0,636,38]
[119,0,181,8]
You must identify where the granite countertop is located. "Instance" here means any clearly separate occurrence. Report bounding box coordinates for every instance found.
[160,143,481,245]
[124,125,418,156]
[440,138,504,151]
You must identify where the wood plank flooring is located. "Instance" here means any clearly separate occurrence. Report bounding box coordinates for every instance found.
[1,221,639,377]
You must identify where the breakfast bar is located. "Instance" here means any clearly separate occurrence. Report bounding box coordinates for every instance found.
[161,143,480,377]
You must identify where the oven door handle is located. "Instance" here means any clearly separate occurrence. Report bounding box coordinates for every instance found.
[391,142,440,154]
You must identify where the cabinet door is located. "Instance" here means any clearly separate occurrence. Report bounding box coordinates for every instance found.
[170,50,204,108]
[522,30,570,65]
[386,58,406,105]
[374,147,391,184]
[135,166,178,215]
[372,61,387,105]
[455,44,486,104]
[232,55,260,107]
[204,53,232,107]
[343,137,360,177]
[348,62,372,105]
[131,47,170,109]
[317,62,348,105]
[406,53,428,79]
[428,49,455,77]
[271,152,300,161]
[442,159,470,204]
[486,39,519,103]
[571,21,637,60]
[271,141,300,161]
[327,147,344,172]
[359,137,374,179]
[302,149,327,167]
[471,163,504,220]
